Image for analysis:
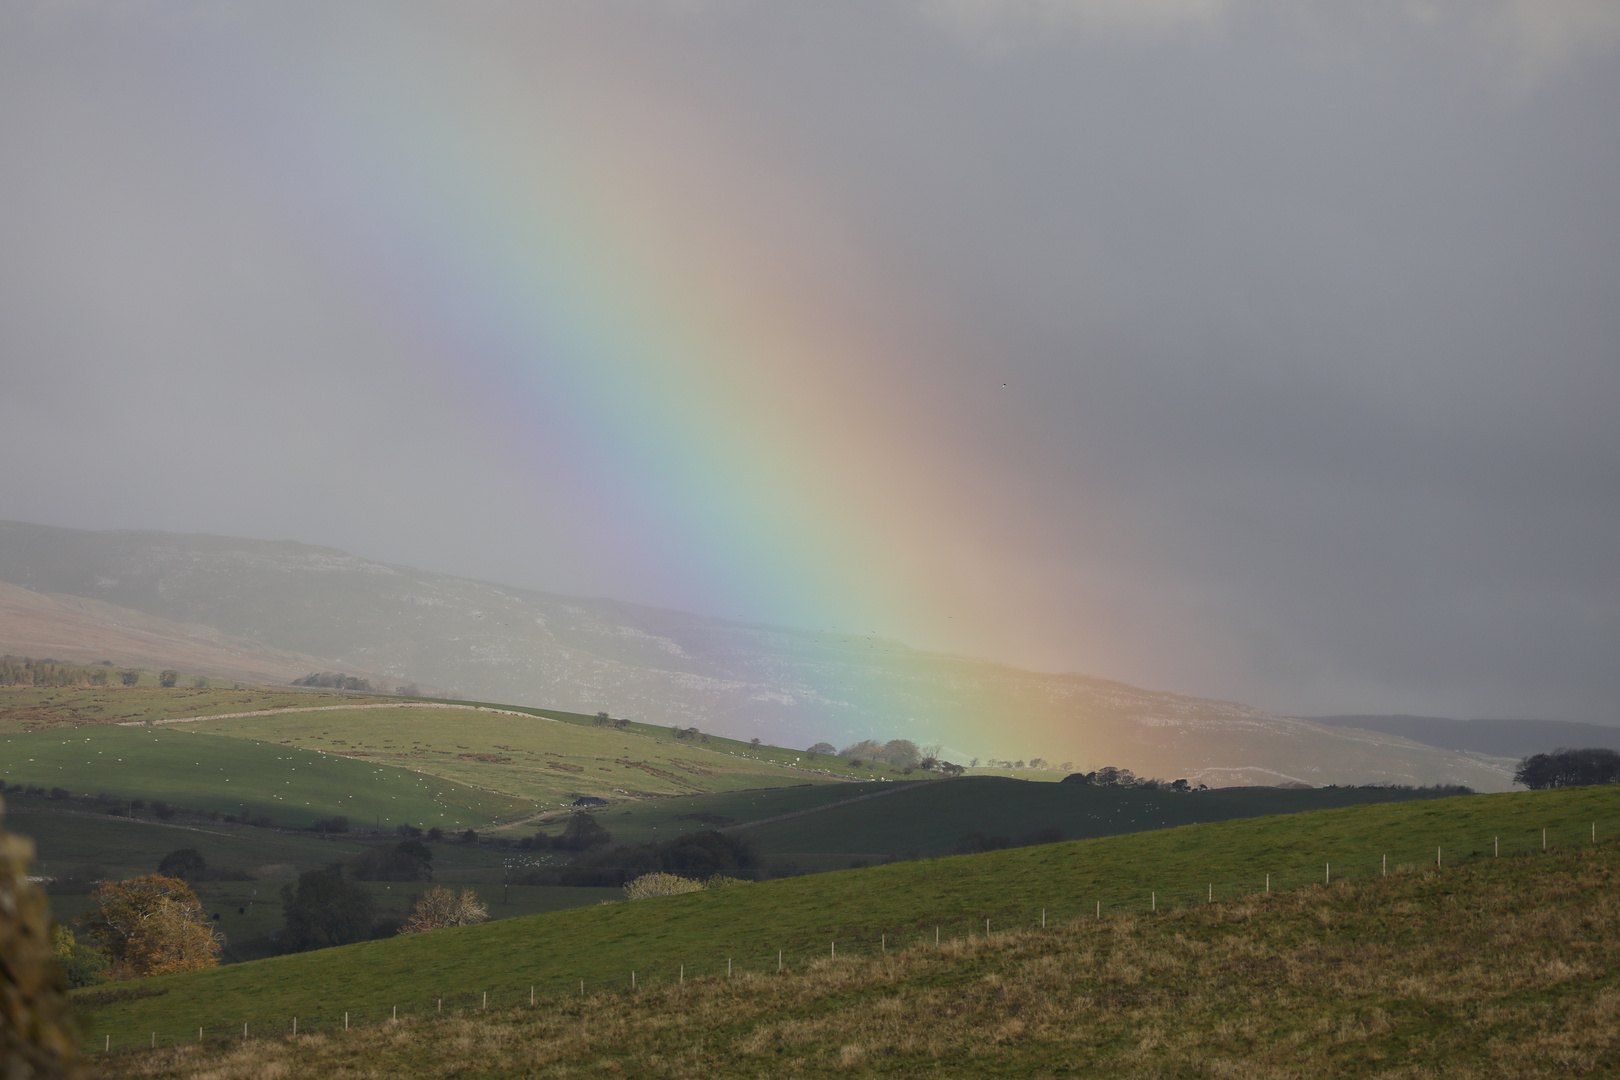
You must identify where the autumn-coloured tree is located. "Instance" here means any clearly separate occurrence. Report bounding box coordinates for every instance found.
[398,886,488,933]
[78,874,222,979]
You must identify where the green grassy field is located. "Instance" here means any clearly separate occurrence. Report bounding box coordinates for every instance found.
[0,725,526,829]
[0,685,391,733]
[100,840,1620,1079]
[182,706,862,809]
[735,776,1469,859]
[68,784,1620,1046]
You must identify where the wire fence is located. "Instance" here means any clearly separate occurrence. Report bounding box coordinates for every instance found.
[90,818,1613,1055]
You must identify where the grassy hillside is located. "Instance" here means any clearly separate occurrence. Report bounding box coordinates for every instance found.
[182,704,865,809]
[99,837,1620,1079]
[736,776,1470,860]
[70,784,1620,1047]
[0,725,525,829]
[93,836,1620,1080]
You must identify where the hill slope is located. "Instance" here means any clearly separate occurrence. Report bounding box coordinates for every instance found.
[96,839,1620,1079]
[0,580,406,690]
[0,521,1514,789]
[68,784,1620,1044]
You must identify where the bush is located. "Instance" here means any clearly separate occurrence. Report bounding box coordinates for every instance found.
[50,924,110,988]
[624,873,705,900]
[398,887,488,933]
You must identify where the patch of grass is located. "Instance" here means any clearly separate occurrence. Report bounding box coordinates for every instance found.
[0,725,525,829]
[91,828,1620,1078]
[68,785,1620,1046]
[0,685,390,734]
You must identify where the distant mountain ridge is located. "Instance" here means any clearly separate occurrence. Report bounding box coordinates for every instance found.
[0,520,1517,790]
[1307,715,1620,760]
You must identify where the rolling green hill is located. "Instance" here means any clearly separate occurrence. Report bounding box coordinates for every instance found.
[69,784,1620,1047]
[98,837,1620,1079]
[0,725,524,829]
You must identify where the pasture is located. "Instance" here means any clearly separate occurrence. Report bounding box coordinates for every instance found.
[182,705,861,807]
[68,783,1620,1044]
[94,840,1620,1079]
[0,725,525,829]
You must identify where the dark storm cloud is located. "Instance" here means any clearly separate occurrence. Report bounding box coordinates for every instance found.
[0,1,1616,721]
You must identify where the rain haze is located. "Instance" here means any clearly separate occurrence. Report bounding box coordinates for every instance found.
[1,0,1617,724]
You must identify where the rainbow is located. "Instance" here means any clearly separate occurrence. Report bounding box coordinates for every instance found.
[117,9,1105,761]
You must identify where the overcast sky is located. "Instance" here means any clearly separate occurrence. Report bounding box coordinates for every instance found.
[2,1,1618,722]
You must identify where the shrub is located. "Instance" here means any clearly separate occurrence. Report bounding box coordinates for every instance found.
[50,924,109,988]
[624,873,705,900]
[398,887,488,933]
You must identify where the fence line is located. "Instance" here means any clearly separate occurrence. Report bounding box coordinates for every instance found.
[89,819,1613,1055]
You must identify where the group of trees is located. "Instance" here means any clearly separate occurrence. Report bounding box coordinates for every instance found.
[1514,748,1620,789]
[291,671,374,691]
[345,838,434,881]
[515,812,613,852]
[669,725,710,743]
[623,872,747,900]
[592,712,631,730]
[0,657,127,687]
[1061,768,1196,791]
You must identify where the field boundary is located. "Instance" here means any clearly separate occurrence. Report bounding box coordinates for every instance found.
[115,702,558,727]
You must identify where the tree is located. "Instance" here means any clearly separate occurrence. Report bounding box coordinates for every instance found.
[119,670,140,686]
[612,717,631,730]
[158,670,180,688]
[79,875,222,979]
[557,812,612,851]
[398,887,488,933]
[346,840,433,881]
[750,737,762,747]
[1514,748,1620,790]
[594,711,611,727]
[807,743,836,756]
[157,848,206,881]
[883,740,920,767]
[281,866,375,951]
